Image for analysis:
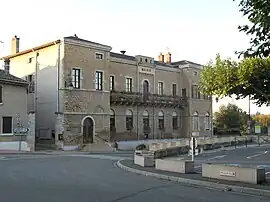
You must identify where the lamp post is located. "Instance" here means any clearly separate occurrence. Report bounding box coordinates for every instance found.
[247,95,251,135]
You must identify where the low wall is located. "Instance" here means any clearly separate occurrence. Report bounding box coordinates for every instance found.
[134,154,155,167]
[155,159,194,174]
[202,163,266,184]
[0,141,30,151]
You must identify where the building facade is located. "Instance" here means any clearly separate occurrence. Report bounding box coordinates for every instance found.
[0,59,35,151]
[1,35,212,148]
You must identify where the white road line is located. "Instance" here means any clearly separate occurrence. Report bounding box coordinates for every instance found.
[207,155,226,161]
[246,151,268,159]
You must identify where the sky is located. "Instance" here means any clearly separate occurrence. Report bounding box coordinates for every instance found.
[0,0,269,114]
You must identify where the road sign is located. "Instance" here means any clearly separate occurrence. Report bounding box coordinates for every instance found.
[189,149,199,156]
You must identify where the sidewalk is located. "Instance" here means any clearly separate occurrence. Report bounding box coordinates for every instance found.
[117,159,270,197]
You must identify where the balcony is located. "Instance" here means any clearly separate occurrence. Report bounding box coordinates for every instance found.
[110,91,187,108]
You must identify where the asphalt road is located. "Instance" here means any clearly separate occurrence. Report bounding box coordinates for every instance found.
[172,145,270,175]
[0,153,269,202]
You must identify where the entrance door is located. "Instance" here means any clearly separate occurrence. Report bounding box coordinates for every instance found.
[83,118,94,144]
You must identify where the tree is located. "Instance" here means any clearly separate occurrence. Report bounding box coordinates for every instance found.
[253,114,270,126]
[214,103,248,135]
[200,54,270,106]
[234,0,270,58]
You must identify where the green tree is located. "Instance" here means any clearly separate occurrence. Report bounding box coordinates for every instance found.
[200,54,270,106]
[234,0,270,58]
[214,104,248,134]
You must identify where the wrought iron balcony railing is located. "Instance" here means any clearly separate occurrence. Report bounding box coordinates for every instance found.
[110,91,187,108]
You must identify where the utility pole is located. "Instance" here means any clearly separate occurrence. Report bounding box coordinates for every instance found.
[56,42,61,113]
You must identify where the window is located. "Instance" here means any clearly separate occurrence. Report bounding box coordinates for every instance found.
[27,74,35,93]
[182,88,186,97]
[192,112,199,131]
[2,117,12,134]
[125,109,133,130]
[109,76,115,91]
[95,71,103,90]
[172,111,178,129]
[193,71,198,76]
[96,53,103,60]
[172,84,177,96]
[125,78,132,92]
[110,109,115,131]
[0,85,2,103]
[158,111,164,130]
[143,110,149,129]
[71,68,80,89]
[158,82,164,95]
[191,85,199,99]
[205,112,210,130]
[145,59,148,63]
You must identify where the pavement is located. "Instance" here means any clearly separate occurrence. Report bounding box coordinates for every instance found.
[0,151,269,201]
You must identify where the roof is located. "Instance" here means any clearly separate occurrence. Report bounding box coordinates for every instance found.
[1,40,60,60]
[64,36,110,47]
[171,60,202,67]
[110,52,136,61]
[0,70,28,86]
[0,35,109,60]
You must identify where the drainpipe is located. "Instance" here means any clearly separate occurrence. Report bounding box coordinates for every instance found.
[54,41,61,113]
[136,61,139,140]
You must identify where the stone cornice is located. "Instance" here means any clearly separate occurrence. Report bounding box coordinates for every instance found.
[64,38,112,52]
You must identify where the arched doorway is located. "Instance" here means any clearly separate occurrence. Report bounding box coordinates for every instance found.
[82,117,94,144]
[143,80,149,100]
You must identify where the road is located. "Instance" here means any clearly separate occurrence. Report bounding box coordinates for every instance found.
[0,152,269,202]
[172,145,270,176]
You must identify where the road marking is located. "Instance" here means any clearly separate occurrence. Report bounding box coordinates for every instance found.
[246,151,268,159]
[69,154,130,161]
[207,155,226,161]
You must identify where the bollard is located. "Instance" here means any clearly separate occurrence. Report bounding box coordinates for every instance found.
[234,137,237,149]
[245,137,248,148]
[258,136,260,147]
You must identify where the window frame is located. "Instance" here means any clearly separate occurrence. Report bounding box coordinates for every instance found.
[125,77,133,92]
[2,116,13,134]
[158,81,164,95]
[71,68,81,89]
[95,52,104,60]
[95,71,103,91]
[172,83,177,96]
[109,75,115,91]
[172,111,178,129]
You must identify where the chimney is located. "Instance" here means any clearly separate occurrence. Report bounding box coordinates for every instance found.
[120,50,126,55]
[165,52,171,64]
[158,52,164,63]
[4,58,10,73]
[11,35,20,54]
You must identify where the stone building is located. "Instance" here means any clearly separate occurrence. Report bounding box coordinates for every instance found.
[1,35,212,149]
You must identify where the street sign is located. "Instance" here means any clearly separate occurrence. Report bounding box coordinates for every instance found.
[189,149,199,156]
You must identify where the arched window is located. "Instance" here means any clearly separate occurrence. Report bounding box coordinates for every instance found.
[192,111,199,131]
[143,80,149,101]
[158,111,164,130]
[143,110,149,128]
[205,112,210,130]
[110,109,115,130]
[172,111,178,129]
[125,109,133,130]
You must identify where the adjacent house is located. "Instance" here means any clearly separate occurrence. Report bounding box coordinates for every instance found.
[0,58,34,151]
[0,35,212,150]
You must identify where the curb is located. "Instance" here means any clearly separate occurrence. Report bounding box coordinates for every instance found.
[116,160,270,198]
